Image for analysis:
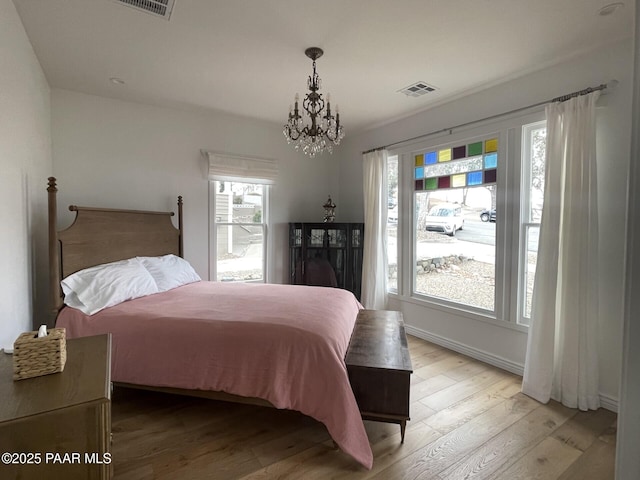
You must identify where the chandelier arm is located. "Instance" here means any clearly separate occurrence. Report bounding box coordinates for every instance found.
[287,128,302,141]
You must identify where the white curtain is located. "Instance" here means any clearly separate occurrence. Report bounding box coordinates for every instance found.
[361,149,388,309]
[522,91,601,411]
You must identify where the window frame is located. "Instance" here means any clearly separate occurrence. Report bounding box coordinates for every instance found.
[388,111,545,331]
[208,180,269,283]
[517,120,547,325]
[386,154,399,294]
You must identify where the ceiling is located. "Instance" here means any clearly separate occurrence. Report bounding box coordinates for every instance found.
[13,0,633,134]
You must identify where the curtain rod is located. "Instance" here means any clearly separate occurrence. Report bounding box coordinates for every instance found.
[362,80,615,155]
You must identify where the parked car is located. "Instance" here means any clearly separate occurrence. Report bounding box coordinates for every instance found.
[480,208,496,222]
[424,204,464,236]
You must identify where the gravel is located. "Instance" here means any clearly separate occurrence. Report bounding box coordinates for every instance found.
[391,228,536,314]
[414,259,496,310]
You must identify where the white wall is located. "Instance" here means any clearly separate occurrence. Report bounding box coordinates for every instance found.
[0,0,52,349]
[337,38,633,407]
[51,89,339,285]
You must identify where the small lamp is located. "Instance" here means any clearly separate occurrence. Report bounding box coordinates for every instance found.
[323,196,336,223]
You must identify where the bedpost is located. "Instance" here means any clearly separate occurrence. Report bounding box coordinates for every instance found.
[178,196,184,258]
[47,177,62,326]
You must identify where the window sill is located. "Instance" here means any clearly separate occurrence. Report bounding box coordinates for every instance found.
[387,291,529,334]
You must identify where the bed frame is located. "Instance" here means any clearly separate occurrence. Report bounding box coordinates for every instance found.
[47,177,273,408]
[47,177,183,321]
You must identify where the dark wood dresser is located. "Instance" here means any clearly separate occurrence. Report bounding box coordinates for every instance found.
[289,222,364,299]
[345,310,413,441]
[0,334,112,480]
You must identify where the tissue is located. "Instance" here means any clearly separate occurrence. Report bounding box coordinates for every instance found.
[37,325,48,338]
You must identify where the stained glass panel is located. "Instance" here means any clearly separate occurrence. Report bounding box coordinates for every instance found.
[414,137,498,190]
[438,176,451,188]
[451,174,466,187]
[468,171,483,185]
[425,178,438,190]
[485,138,498,153]
[485,169,497,183]
[468,142,483,156]
[438,148,452,162]
[452,145,466,159]
[424,156,482,179]
[484,153,498,169]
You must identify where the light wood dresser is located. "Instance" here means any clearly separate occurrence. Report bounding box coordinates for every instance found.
[0,334,112,480]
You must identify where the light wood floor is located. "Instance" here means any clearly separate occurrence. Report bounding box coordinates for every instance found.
[111,335,617,479]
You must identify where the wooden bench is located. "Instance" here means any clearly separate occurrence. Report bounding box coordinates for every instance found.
[345,310,413,442]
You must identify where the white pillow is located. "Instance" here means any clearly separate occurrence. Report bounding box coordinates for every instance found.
[138,254,201,292]
[61,258,159,315]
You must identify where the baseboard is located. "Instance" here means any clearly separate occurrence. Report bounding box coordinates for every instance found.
[404,324,619,412]
[599,393,619,413]
[404,324,525,375]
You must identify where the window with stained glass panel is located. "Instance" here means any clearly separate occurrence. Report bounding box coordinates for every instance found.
[413,136,499,312]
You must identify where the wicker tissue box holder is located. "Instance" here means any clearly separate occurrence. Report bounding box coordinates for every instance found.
[13,327,67,380]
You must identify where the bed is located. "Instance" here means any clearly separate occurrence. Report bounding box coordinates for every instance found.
[46,177,373,469]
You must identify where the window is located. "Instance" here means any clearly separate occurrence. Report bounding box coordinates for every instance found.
[213,181,267,282]
[519,121,546,324]
[412,136,499,312]
[204,150,277,283]
[386,155,399,291]
[389,114,546,328]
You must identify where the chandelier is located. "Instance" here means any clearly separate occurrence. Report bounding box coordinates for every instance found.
[283,47,345,158]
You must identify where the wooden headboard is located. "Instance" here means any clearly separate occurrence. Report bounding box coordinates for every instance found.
[47,177,183,324]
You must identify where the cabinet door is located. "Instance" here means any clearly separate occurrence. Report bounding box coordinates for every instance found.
[289,224,303,284]
[348,224,364,300]
[304,226,345,288]
[0,401,111,480]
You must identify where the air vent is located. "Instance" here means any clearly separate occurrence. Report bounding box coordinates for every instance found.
[398,81,437,97]
[112,0,175,20]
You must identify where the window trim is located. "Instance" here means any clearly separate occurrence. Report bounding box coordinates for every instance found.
[407,130,504,317]
[208,180,269,283]
[387,110,545,331]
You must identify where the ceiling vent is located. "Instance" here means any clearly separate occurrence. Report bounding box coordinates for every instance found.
[398,81,437,97]
[111,0,175,20]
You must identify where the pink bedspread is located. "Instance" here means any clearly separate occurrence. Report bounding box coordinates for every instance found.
[56,281,372,469]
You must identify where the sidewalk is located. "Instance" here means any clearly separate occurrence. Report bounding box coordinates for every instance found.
[388,236,496,265]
